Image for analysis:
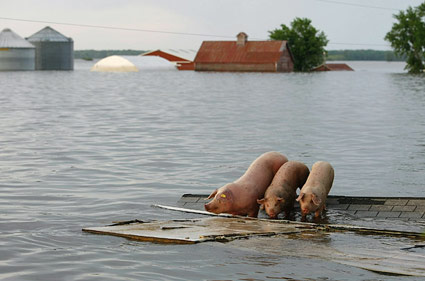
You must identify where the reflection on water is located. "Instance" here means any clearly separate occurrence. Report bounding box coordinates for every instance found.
[0,60,424,280]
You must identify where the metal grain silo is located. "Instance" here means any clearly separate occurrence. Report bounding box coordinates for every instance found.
[26,26,73,70]
[0,28,35,71]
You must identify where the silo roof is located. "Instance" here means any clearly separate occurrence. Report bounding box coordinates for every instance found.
[27,26,72,42]
[0,28,35,48]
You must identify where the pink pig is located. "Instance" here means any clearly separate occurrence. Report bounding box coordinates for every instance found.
[204,152,288,217]
[257,161,309,219]
[296,161,334,218]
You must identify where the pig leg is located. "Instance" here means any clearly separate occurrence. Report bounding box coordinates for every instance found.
[314,205,325,218]
[247,207,260,218]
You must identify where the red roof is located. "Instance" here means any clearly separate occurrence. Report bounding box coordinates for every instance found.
[194,41,288,64]
[142,49,192,62]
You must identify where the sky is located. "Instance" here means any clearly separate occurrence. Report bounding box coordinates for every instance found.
[1,0,424,51]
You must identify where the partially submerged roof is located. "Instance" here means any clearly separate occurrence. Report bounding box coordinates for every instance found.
[126,55,177,70]
[0,28,34,48]
[26,26,72,42]
[91,55,138,72]
[194,40,288,64]
[142,49,198,62]
[312,63,354,71]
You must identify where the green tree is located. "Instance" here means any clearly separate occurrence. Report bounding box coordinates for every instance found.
[269,18,328,72]
[385,3,425,73]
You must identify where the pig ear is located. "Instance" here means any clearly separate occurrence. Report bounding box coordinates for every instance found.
[257,198,265,205]
[312,193,322,206]
[296,193,304,202]
[206,189,218,200]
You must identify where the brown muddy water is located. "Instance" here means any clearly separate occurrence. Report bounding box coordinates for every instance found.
[0,60,424,280]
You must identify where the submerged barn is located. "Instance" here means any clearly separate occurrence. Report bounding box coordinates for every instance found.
[26,26,73,70]
[0,28,35,71]
[194,32,294,72]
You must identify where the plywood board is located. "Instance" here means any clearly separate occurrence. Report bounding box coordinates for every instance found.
[83,217,307,244]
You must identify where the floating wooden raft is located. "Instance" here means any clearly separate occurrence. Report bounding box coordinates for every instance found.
[83,217,313,244]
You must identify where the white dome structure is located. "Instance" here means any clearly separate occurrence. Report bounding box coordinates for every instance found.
[91,55,138,72]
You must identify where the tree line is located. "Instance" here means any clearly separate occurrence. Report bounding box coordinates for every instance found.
[74,49,146,60]
[269,2,424,73]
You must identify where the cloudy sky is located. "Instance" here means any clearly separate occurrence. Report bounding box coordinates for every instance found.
[1,0,424,51]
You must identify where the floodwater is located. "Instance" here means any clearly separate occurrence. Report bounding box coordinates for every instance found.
[0,60,424,280]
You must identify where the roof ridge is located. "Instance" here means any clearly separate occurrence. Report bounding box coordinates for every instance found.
[26,26,72,42]
[0,28,34,48]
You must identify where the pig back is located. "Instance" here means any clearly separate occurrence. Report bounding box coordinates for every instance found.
[304,161,334,195]
[237,151,288,187]
[270,161,309,191]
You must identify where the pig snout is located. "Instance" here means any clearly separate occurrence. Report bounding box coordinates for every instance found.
[204,202,215,212]
[204,201,220,214]
[267,212,277,219]
[301,208,310,215]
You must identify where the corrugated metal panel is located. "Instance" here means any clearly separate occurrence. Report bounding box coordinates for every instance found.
[194,41,286,64]
[196,62,277,72]
[30,41,74,70]
[0,48,35,71]
[26,26,72,42]
[0,28,35,48]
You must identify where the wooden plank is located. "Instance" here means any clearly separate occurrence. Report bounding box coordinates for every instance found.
[152,204,234,217]
[83,217,307,244]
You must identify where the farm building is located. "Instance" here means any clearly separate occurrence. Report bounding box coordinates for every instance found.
[141,49,197,70]
[312,63,354,71]
[194,32,294,72]
[0,28,35,71]
[26,26,74,70]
